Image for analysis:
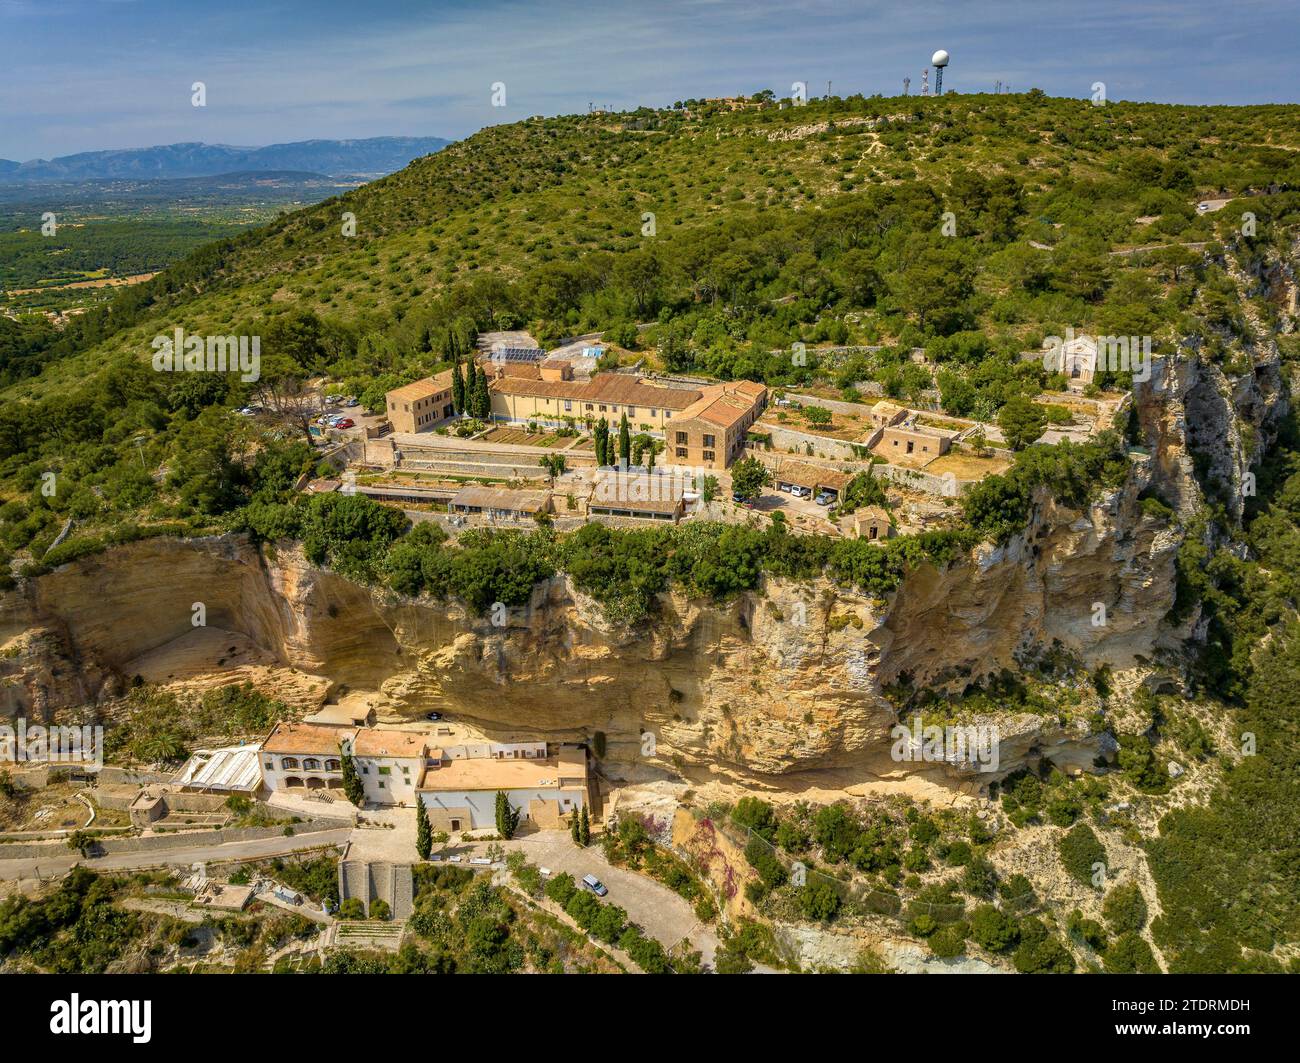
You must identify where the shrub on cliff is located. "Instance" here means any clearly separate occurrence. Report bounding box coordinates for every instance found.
[1058,823,1107,888]
[1103,932,1160,973]
[969,904,1019,952]
[1012,917,1076,974]
[1102,883,1148,934]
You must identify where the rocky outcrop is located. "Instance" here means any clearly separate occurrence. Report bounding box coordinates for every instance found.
[0,479,1171,790]
[0,353,1284,793]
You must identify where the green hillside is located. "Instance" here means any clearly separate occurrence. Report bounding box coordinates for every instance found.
[3,90,1300,582]
[0,91,1298,544]
[6,93,1300,395]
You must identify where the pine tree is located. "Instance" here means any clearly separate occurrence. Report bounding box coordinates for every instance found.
[618,413,631,466]
[341,752,365,807]
[495,790,520,839]
[416,797,432,860]
[451,357,465,414]
[579,805,590,847]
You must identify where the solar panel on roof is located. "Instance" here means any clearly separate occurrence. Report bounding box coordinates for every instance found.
[489,347,546,363]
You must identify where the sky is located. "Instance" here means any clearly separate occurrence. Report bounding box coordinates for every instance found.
[1,0,1296,160]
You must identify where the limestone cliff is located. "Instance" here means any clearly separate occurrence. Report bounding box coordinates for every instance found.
[0,355,1284,793]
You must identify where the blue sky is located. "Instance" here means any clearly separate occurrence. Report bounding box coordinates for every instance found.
[1,0,1294,160]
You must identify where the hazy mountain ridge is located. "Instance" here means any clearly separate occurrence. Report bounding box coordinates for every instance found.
[0,136,451,182]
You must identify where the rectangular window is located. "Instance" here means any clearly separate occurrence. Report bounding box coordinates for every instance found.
[675,432,688,445]
[379,766,391,775]
[703,451,715,462]
[564,400,572,411]
[703,434,715,448]
[676,447,687,458]
[627,407,636,417]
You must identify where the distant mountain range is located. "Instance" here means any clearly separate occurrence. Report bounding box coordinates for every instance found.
[0,137,450,183]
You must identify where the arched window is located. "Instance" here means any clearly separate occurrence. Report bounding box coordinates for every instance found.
[302,758,321,771]
[281,757,300,770]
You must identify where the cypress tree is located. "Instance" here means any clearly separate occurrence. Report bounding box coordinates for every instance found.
[495,790,520,839]
[618,413,631,466]
[594,417,609,466]
[473,362,491,419]
[451,357,465,414]
[341,751,365,807]
[579,805,591,847]
[571,806,582,845]
[416,798,432,860]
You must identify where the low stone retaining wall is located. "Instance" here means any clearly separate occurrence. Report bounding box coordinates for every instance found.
[0,821,345,861]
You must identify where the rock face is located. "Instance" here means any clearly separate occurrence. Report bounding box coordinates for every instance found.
[0,485,1170,790]
[0,354,1284,793]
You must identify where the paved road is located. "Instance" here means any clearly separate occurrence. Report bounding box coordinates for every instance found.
[0,827,352,883]
[514,831,722,968]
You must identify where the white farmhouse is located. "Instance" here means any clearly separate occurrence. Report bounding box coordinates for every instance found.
[345,729,431,807]
[260,723,352,793]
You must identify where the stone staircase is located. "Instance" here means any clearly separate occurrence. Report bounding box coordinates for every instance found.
[338,859,414,919]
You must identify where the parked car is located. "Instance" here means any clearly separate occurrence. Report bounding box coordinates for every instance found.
[779,483,793,493]
[581,874,608,897]
[344,397,359,407]
[333,418,355,429]
[815,492,834,506]
[790,486,809,498]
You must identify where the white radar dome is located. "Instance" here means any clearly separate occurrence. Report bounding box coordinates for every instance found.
[931,49,950,67]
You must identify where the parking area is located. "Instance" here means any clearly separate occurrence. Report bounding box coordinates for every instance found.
[515,830,720,967]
